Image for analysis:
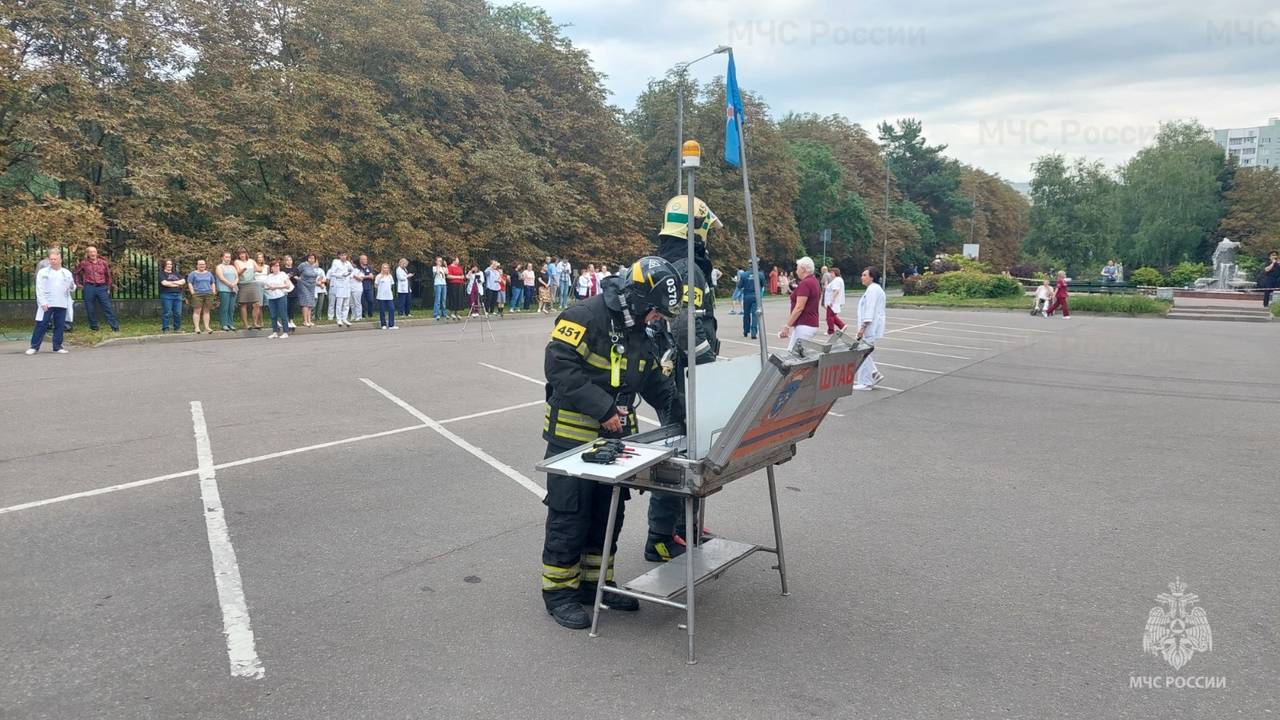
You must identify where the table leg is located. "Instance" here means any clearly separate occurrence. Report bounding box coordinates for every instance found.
[588,485,622,638]
[766,465,789,596]
[696,497,706,548]
[684,495,697,664]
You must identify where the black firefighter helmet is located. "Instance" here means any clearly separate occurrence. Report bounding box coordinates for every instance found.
[619,256,682,324]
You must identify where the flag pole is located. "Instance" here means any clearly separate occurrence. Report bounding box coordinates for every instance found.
[728,49,768,366]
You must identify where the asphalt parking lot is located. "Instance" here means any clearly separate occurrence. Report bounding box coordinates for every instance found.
[2,302,1276,719]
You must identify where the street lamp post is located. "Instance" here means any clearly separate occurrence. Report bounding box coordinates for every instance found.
[674,46,730,195]
[882,147,890,273]
[969,189,979,247]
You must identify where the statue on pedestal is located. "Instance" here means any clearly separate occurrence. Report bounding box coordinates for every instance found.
[1200,238,1255,290]
[1211,238,1240,270]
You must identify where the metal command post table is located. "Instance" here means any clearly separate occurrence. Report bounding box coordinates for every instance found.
[537,332,872,663]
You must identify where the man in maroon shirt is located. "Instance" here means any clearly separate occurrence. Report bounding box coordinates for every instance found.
[72,245,120,332]
[779,256,820,352]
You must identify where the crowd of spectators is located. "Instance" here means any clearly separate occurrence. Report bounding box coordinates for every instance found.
[23,249,663,351]
[26,247,814,354]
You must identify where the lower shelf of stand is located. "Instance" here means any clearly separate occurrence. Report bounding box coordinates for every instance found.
[623,538,759,600]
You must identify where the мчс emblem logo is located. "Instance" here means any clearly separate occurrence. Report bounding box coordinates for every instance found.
[1142,577,1212,671]
[768,367,811,419]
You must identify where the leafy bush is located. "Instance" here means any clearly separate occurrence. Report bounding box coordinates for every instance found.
[987,274,1025,297]
[890,294,1028,309]
[927,256,962,273]
[1167,261,1207,288]
[1067,294,1170,315]
[902,272,940,296]
[888,293,1171,315]
[934,270,1024,298]
[1008,262,1038,279]
[1236,254,1261,275]
[1129,267,1165,287]
[942,252,994,274]
[1017,249,1064,276]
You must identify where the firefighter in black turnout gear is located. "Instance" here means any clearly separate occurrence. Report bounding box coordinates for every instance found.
[540,257,686,630]
[645,195,721,562]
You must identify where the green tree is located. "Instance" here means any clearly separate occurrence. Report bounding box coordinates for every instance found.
[1217,166,1280,256]
[777,113,927,273]
[627,73,800,272]
[785,138,871,264]
[1,0,655,267]
[2,0,202,259]
[891,200,934,271]
[1117,120,1227,268]
[877,118,971,250]
[953,165,1029,271]
[1024,154,1120,274]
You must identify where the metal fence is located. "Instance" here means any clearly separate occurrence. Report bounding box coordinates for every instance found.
[1,241,160,301]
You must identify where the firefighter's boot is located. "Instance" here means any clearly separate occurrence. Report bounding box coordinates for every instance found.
[547,602,590,630]
[644,532,686,562]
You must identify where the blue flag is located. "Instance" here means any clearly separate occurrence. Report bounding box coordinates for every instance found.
[724,54,744,167]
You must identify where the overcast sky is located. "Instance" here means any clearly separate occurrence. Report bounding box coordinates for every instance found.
[534,0,1280,182]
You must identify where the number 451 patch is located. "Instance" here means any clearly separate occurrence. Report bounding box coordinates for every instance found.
[551,319,586,346]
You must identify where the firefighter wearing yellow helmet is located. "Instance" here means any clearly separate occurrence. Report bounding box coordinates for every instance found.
[644,195,722,563]
[659,195,723,243]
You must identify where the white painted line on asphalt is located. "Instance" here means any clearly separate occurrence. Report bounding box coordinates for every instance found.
[893,330,1015,344]
[922,325,1028,338]
[438,400,545,425]
[0,468,198,515]
[885,321,938,334]
[479,361,545,387]
[0,424,430,515]
[2,402,559,516]
[940,320,1054,334]
[721,321,938,349]
[361,378,547,500]
[190,401,264,680]
[478,362,659,426]
[874,346,970,360]
[827,411,845,417]
[213,424,428,472]
[879,336,988,351]
[720,337,786,351]
[722,333,960,380]
[874,362,946,375]
[877,385,905,392]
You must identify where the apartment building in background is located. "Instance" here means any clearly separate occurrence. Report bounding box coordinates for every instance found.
[1213,117,1280,168]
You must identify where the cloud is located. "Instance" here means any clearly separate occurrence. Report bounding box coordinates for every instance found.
[534,0,1280,180]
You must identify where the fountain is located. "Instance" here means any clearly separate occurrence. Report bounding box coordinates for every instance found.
[1193,238,1257,291]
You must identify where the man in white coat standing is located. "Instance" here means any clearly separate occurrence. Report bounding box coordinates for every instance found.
[328,251,355,326]
[27,249,76,354]
[853,266,886,390]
